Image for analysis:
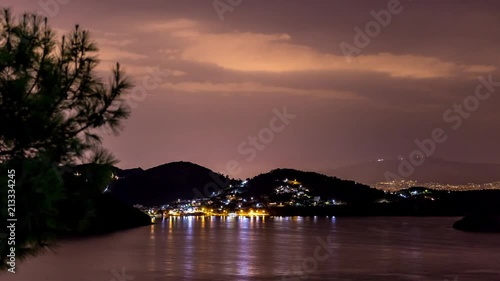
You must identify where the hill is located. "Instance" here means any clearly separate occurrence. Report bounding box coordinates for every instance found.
[109,161,230,206]
[109,163,386,207]
[35,163,152,236]
[246,168,385,204]
[112,167,144,178]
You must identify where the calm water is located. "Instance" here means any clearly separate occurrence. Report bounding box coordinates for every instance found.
[6,217,500,281]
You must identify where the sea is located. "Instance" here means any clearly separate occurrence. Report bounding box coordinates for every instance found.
[6,216,500,281]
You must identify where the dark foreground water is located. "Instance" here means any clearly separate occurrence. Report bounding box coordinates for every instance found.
[6,217,500,281]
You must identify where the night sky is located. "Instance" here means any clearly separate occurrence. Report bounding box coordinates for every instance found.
[5,0,500,178]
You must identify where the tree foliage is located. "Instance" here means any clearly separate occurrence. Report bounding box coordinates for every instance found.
[0,8,132,164]
[0,8,133,270]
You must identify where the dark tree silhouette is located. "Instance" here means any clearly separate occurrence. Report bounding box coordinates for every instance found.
[0,8,134,270]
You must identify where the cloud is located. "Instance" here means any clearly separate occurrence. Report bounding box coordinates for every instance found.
[168,70,187,76]
[48,30,147,74]
[180,32,495,78]
[138,20,492,78]
[98,38,137,47]
[97,46,148,61]
[158,48,179,55]
[141,19,198,31]
[98,63,186,77]
[160,81,360,99]
[460,64,497,73]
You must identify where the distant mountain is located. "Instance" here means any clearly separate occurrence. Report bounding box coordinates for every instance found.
[246,168,385,203]
[109,161,230,206]
[324,158,500,185]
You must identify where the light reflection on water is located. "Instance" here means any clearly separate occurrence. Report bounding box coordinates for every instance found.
[7,217,500,281]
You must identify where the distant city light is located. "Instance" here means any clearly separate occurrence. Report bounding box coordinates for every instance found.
[374,180,500,192]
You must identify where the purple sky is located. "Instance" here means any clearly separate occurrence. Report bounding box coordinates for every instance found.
[5,0,500,178]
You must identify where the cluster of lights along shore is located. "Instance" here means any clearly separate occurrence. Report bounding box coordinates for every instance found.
[132,178,348,220]
[75,171,500,219]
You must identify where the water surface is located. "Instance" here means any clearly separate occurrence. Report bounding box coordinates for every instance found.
[7,217,500,281]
